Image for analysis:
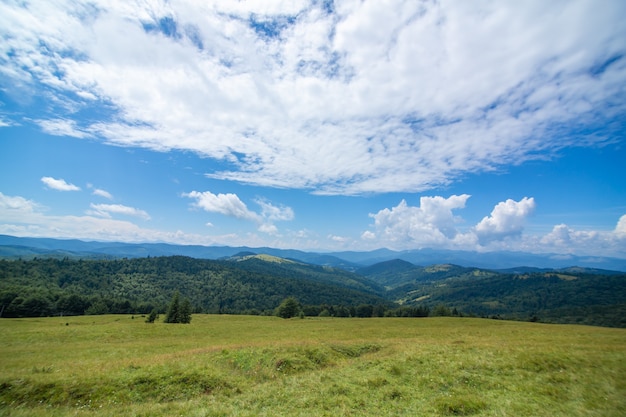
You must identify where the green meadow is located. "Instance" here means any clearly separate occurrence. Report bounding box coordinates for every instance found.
[0,315,624,416]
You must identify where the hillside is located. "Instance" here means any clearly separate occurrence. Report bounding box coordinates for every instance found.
[227,253,385,295]
[357,260,496,289]
[380,267,626,327]
[0,254,624,327]
[0,256,387,317]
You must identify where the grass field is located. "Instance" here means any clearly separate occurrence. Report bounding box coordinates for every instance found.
[0,315,624,416]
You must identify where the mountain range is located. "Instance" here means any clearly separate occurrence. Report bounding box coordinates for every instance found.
[1,235,625,327]
[1,234,625,271]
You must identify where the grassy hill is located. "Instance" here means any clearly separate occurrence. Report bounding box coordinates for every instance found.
[0,315,624,416]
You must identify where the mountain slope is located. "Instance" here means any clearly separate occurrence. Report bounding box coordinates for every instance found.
[227,254,385,295]
[359,260,496,289]
[0,256,387,317]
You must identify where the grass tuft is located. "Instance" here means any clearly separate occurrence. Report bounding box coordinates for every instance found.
[435,394,487,415]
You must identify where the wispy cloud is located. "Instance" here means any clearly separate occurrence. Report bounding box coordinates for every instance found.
[0,117,14,128]
[88,203,151,221]
[0,192,41,215]
[0,193,204,244]
[41,176,81,191]
[2,1,624,194]
[36,119,89,139]
[92,188,113,200]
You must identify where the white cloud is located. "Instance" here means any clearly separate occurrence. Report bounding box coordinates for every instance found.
[258,223,278,235]
[184,191,260,222]
[256,199,295,222]
[41,176,81,191]
[361,230,376,240]
[2,1,624,194]
[0,117,13,127]
[92,188,113,199]
[88,203,151,220]
[184,191,294,234]
[616,215,626,236]
[364,196,626,257]
[369,195,471,248]
[329,235,349,243]
[0,193,210,245]
[537,216,626,256]
[36,119,89,138]
[474,197,536,243]
[0,192,40,215]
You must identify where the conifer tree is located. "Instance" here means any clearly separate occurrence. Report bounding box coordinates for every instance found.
[164,291,192,323]
[179,297,192,324]
[164,291,181,323]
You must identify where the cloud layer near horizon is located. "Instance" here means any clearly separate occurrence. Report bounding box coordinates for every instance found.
[2,0,625,194]
[1,191,624,258]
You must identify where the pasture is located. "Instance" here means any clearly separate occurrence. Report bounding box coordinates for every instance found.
[0,315,624,416]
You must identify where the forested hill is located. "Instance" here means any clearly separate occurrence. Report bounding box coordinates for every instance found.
[1,256,625,328]
[0,256,387,317]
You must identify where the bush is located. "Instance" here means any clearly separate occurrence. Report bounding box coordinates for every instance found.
[276,297,301,319]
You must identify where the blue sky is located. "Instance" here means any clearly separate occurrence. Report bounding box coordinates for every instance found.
[1,0,625,258]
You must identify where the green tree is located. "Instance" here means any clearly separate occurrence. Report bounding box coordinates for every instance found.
[164,291,192,323]
[164,291,181,323]
[85,300,109,315]
[145,308,159,324]
[431,304,452,317]
[179,298,192,324]
[276,297,301,319]
[57,294,89,316]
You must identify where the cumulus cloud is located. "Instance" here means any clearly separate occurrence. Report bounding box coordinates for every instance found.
[537,216,626,256]
[2,1,624,194]
[369,195,471,248]
[184,191,260,222]
[88,203,151,220]
[616,215,626,236]
[364,195,626,256]
[41,176,81,191]
[474,197,536,243]
[365,195,539,251]
[184,191,293,234]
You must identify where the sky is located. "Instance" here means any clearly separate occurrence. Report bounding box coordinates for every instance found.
[1,0,625,258]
